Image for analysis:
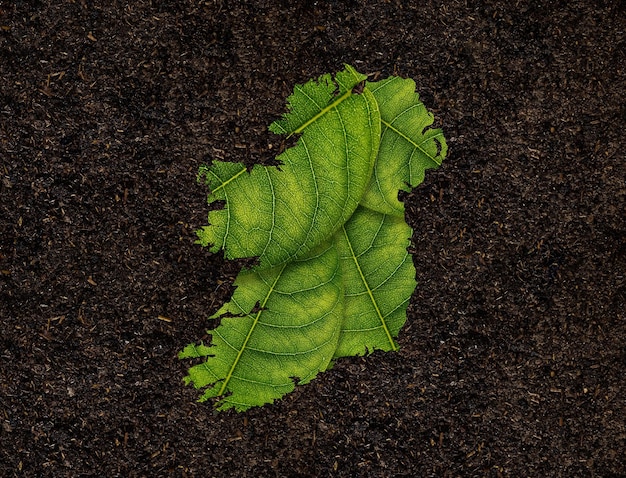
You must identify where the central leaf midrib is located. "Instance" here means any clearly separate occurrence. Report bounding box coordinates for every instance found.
[217,264,287,396]
[292,88,354,135]
[381,118,443,167]
[341,224,397,351]
[209,166,247,194]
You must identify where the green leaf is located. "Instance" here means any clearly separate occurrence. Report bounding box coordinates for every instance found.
[332,206,415,358]
[359,76,448,216]
[196,65,381,269]
[179,242,343,411]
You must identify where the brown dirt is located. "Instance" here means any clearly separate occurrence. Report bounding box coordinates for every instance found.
[1,1,625,476]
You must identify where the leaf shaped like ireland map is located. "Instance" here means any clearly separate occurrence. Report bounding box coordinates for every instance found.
[181,65,447,411]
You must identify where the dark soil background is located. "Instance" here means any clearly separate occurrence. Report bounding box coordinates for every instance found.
[1,1,625,476]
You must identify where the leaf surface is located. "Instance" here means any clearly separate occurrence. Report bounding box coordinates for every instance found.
[180,242,343,411]
[359,76,448,216]
[196,65,380,269]
[332,206,415,358]
[182,65,447,411]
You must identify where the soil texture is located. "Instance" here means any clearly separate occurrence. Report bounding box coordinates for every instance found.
[1,1,625,476]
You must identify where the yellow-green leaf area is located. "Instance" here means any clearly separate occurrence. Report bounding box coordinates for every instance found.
[333,206,416,358]
[196,65,380,269]
[179,242,343,411]
[359,76,448,216]
[269,65,367,136]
